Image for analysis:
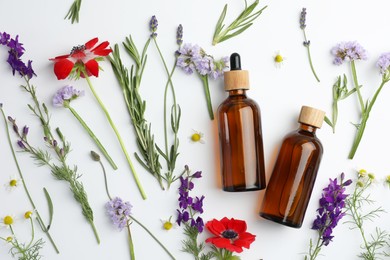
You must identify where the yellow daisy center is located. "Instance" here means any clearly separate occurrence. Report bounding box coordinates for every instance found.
[163,221,173,230]
[368,173,375,180]
[6,236,13,242]
[357,181,364,188]
[358,169,367,177]
[386,175,390,183]
[9,179,17,187]
[24,211,33,219]
[191,133,201,142]
[274,54,284,63]
[4,216,14,225]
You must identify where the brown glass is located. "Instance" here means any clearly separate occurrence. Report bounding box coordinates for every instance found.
[259,123,323,228]
[217,89,266,192]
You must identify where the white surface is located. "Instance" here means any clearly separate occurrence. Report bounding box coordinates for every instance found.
[1,0,390,259]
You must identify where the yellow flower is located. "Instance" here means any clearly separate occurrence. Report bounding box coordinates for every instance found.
[4,175,21,191]
[6,236,13,243]
[385,175,390,187]
[367,173,375,180]
[356,180,364,188]
[3,215,14,226]
[189,130,205,144]
[161,217,176,231]
[274,51,286,68]
[24,211,33,219]
[358,169,367,178]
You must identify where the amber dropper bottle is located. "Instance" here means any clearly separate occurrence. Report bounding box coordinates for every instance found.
[259,106,325,228]
[217,53,266,192]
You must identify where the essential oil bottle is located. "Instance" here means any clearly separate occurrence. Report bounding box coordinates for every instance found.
[217,53,266,192]
[259,105,325,228]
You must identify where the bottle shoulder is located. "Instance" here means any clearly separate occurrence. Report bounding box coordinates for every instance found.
[218,94,260,112]
[282,129,323,150]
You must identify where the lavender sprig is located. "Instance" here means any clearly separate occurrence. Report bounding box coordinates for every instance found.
[212,0,267,45]
[300,8,320,82]
[345,170,388,259]
[305,173,352,260]
[65,0,82,24]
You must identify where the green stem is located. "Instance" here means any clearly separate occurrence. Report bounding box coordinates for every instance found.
[0,106,60,254]
[309,236,323,260]
[84,74,146,200]
[331,99,338,134]
[350,61,365,112]
[67,105,117,170]
[131,216,175,259]
[127,221,136,260]
[303,30,320,83]
[200,75,214,120]
[89,220,100,244]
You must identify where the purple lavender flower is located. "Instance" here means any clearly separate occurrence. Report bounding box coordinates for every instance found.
[17,140,27,150]
[53,85,84,107]
[312,173,352,246]
[300,8,307,29]
[0,32,10,45]
[150,15,158,38]
[176,24,183,45]
[331,41,368,65]
[106,197,132,231]
[209,56,229,80]
[376,52,390,76]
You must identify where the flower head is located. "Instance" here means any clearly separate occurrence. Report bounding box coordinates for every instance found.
[311,173,352,246]
[161,217,176,231]
[385,175,390,188]
[300,8,307,29]
[331,41,368,65]
[205,217,256,253]
[274,51,285,68]
[150,15,158,38]
[24,210,34,219]
[189,130,205,144]
[5,175,21,191]
[106,197,132,231]
[376,52,390,77]
[50,37,112,80]
[176,24,183,45]
[2,215,14,226]
[53,85,84,107]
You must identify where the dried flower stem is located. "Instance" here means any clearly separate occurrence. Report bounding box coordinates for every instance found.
[84,72,146,199]
[0,105,59,254]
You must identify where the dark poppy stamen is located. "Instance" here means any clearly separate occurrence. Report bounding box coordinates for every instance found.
[70,44,85,54]
[222,229,238,239]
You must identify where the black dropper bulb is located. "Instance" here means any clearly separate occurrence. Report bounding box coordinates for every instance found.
[230,53,241,71]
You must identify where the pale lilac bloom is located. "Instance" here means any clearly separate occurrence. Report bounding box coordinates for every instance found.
[53,85,84,107]
[193,55,212,76]
[331,41,368,65]
[106,197,132,231]
[209,56,229,80]
[376,52,390,75]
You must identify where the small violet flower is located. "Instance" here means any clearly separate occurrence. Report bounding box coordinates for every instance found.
[176,24,183,45]
[150,15,158,38]
[331,41,368,65]
[376,52,390,77]
[106,197,132,231]
[52,85,84,107]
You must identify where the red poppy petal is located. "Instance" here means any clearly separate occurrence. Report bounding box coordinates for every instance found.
[50,54,71,62]
[92,41,109,52]
[212,237,243,253]
[85,37,98,50]
[228,218,247,234]
[206,219,226,236]
[53,59,74,80]
[220,217,230,228]
[93,49,112,57]
[85,59,99,77]
[234,232,256,249]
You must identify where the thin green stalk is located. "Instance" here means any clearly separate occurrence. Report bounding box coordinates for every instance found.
[84,74,146,200]
[200,75,214,120]
[304,43,320,82]
[350,61,365,112]
[0,106,60,254]
[131,216,175,260]
[127,221,136,260]
[67,105,117,170]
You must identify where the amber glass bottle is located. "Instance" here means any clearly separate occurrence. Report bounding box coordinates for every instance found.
[259,106,325,228]
[217,53,266,192]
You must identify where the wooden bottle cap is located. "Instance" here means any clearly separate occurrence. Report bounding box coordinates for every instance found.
[298,106,325,128]
[224,70,250,91]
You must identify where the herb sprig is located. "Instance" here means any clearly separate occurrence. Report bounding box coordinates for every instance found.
[65,0,82,24]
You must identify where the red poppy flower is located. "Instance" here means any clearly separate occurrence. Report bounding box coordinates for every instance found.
[50,37,112,80]
[205,217,256,253]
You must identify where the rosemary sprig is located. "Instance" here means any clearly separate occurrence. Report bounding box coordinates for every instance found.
[64,0,82,24]
[10,77,100,244]
[182,224,213,260]
[212,0,267,45]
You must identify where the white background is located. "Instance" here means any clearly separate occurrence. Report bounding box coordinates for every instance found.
[1,0,390,259]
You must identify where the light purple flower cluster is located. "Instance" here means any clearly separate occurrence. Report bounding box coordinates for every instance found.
[0,32,35,79]
[376,52,390,76]
[331,41,368,65]
[312,173,352,246]
[176,43,229,80]
[106,197,132,231]
[52,85,84,107]
[176,24,183,46]
[150,15,158,38]
[300,8,307,29]
[176,170,205,233]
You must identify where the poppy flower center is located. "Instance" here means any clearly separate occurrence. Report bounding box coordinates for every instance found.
[221,229,238,239]
[70,45,86,55]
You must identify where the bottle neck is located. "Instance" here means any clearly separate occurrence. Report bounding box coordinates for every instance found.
[299,123,317,134]
[228,89,247,96]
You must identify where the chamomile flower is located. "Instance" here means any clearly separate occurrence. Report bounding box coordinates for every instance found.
[161,216,176,231]
[24,210,34,219]
[358,169,367,178]
[384,175,390,188]
[189,130,205,144]
[274,51,286,68]
[4,175,21,191]
[1,215,15,228]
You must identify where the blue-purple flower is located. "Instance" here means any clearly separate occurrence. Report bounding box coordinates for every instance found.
[376,52,390,76]
[331,41,368,65]
[176,24,183,46]
[150,15,158,38]
[106,197,132,231]
[312,173,352,246]
[52,85,84,107]
[176,170,205,232]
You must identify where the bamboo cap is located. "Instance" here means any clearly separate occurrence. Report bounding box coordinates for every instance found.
[224,53,250,91]
[298,106,325,128]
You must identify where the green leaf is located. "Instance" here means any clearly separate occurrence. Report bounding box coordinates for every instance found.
[43,187,54,230]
